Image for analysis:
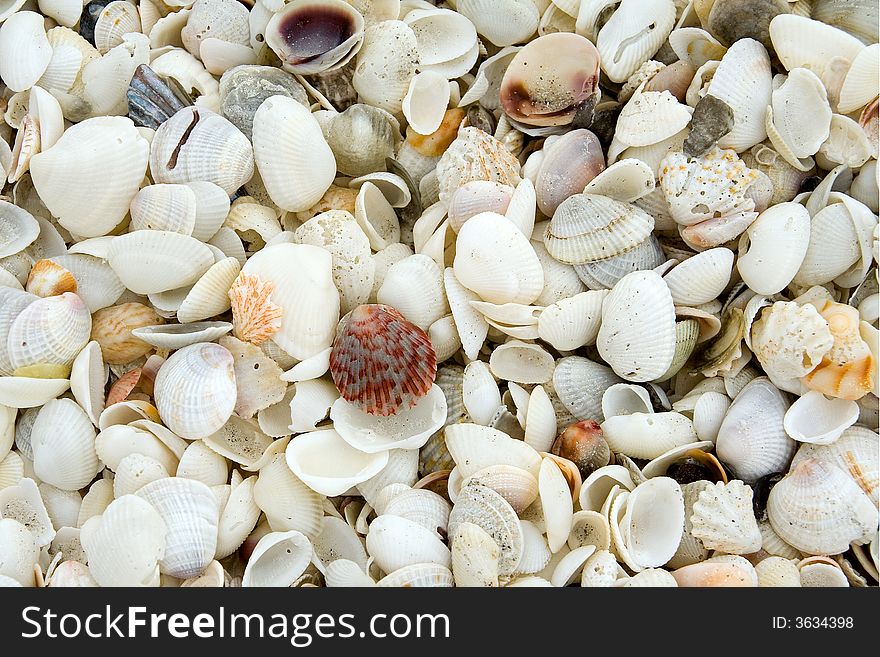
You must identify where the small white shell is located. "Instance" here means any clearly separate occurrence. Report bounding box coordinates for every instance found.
[690,480,762,554]
[30,399,99,492]
[737,202,811,295]
[285,429,389,497]
[662,248,734,306]
[783,391,859,445]
[242,530,312,587]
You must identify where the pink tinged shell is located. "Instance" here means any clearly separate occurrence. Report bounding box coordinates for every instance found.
[329,304,437,417]
[536,129,606,217]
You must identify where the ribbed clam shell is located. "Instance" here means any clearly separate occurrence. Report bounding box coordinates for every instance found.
[30,117,150,238]
[705,38,772,151]
[457,0,538,47]
[176,258,240,324]
[466,465,539,516]
[94,424,179,475]
[238,244,339,360]
[445,423,542,481]
[242,530,312,587]
[838,44,880,114]
[366,514,451,574]
[252,95,335,213]
[672,554,758,587]
[545,194,654,266]
[601,412,698,460]
[0,201,39,260]
[352,21,419,114]
[768,458,876,556]
[755,556,801,587]
[45,254,125,314]
[112,454,170,498]
[769,14,864,84]
[573,234,665,290]
[130,184,197,235]
[0,450,24,491]
[6,292,90,373]
[150,107,253,195]
[154,343,237,440]
[93,1,141,54]
[89,302,162,366]
[769,68,832,161]
[0,11,52,93]
[450,521,500,587]
[716,377,795,482]
[597,270,676,382]
[790,426,879,507]
[214,476,260,559]
[131,322,233,351]
[182,0,250,57]
[539,457,573,553]
[80,495,166,587]
[596,0,675,83]
[690,480,762,554]
[663,248,734,306]
[252,452,323,537]
[453,212,544,305]
[615,88,694,148]
[107,230,214,296]
[135,477,219,579]
[447,181,514,234]
[436,127,521,205]
[448,483,523,576]
[380,487,451,540]
[31,399,99,492]
[793,202,863,287]
[552,356,621,422]
[175,441,229,487]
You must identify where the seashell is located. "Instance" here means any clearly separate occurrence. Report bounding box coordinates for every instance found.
[539,457,573,553]
[353,182,400,251]
[217,335,285,419]
[552,356,621,423]
[32,255,122,314]
[737,203,811,295]
[154,343,237,441]
[790,426,879,508]
[0,201,39,260]
[445,424,542,482]
[285,428,388,497]
[5,293,91,375]
[579,548,619,587]
[173,441,228,488]
[537,290,606,352]
[461,360,501,427]
[690,480,762,554]
[601,384,653,418]
[663,248,734,307]
[551,420,611,481]
[129,184,197,236]
[0,376,71,409]
[768,68,832,165]
[89,303,162,367]
[755,556,801,587]
[236,244,339,360]
[615,88,694,149]
[456,0,538,47]
[242,530,312,587]
[92,1,141,55]
[331,380,446,453]
[377,255,445,331]
[838,44,879,116]
[536,130,605,217]
[112,453,169,498]
[573,234,665,291]
[783,391,858,446]
[597,270,676,382]
[107,230,214,296]
[448,482,523,576]
[594,0,675,83]
[252,95,336,213]
[582,158,655,204]
[454,212,543,305]
[601,412,698,460]
[544,194,655,266]
[252,453,323,538]
[30,399,99,492]
[802,299,875,401]
[436,127,521,205]
[523,385,557,453]
[287,377,338,434]
[672,554,758,587]
[463,465,539,516]
[94,423,178,475]
[450,521,500,587]
[614,476,684,571]
[80,495,166,587]
[486,341,553,385]
[150,106,252,195]
[30,117,150,238]
[768,458,876,555]
[367,514,450,574]
[798,556,849,588]
[352,20,419,115]
[130,322,233,351]
[0,11,52,93]
[705,38,772,152]
[446,181,513,235]
[402,71,450,137]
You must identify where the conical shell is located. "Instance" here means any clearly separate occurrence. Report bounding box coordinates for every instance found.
[154,343,237,440]
[768,458,876,555]
[30,117,150,237]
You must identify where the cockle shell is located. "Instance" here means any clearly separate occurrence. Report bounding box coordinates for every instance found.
[352,21,419,115]
[0,201,39,260]
[366,514,451,574]
[30,399,99,492]
[783,391,859,446]
[107,231,214,295]
[737,203,811,295]
[448,482,523,576]
[436,127,522,205]
[0,11,52,93]
[154,343,237,440]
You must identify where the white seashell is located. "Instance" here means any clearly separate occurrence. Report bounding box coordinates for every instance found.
[615,88,693,148]
[619,568,678,587]
[514,519,551,575]
[551,544,598,586]
[798,557,849,588]
[253,453,323,538]
[446,181,514,235]
[448,482,523,576]
[690,480,762,554]
[578,465,635,512]
[602,412,698,460]
[112,454,169,498]
[715,377,795,482]
[311,516,368,574]
[706,38,773,152]
[451,521,500,587]
[242,530,312,587]
[5,292,90,374]
[783,391,859,445]
[489,341,555,385]
[769,68,832,161]
[838,44,880,115]
[131,322,233,350]
[80,495,166,587]
[0,201,39,260]
[154,343,237,441]
[462,360,502,427]
[595,0,676,83]
[94,424,179,475]
[537,290,607,351]
[377,254,446,331]
[690,391,731,443]
[42,254,124,314]
[402,71,450,136]
[540,457,573,553]
[30,399,99,492]
[176,441,229,487]
[30,117,150,238]
[552,356,622,422]
[601,383,653,418]
[352,21,419,115]
[737,202,811,295]
[597,270,676,382]
[107,230,214,296]
[252,96,335,213]
[366,514,451,574]
[768,458,876,555]
[663,248,734,306]
[0,377,71,409]
[93,1,142,55]
[130,184,197,235]
[457,0,538,47]
[285,428,388,497]
[150,106,252,194]
[619,477,684,571]
[755,556,801,587]
[288,378,339,433]
[524,385,557,453]
[324,558,375,587]
[453,212,543,305]
[583,158,655,204]
[355,182,400,251]
[444,267,489,360]
[0,12,52,93]
[816,114,874,170]
[580,549,620,587]
[436,127,521,205]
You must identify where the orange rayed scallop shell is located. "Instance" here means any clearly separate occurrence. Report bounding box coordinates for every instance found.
[228,272,283,346]
[329,304,436,416]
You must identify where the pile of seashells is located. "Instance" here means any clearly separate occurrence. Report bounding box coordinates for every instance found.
[0,0,878,589]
